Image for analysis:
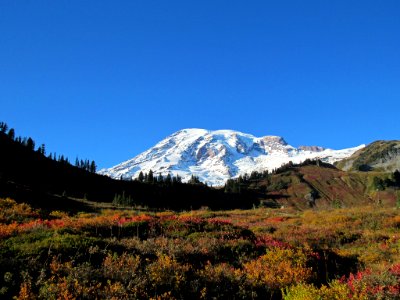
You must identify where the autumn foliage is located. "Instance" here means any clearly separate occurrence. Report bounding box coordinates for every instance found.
[0,198,400,299]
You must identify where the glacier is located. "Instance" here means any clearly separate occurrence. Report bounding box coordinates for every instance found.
[99,129,365,186]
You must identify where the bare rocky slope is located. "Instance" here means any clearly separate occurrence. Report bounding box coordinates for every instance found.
[335,140,400,172]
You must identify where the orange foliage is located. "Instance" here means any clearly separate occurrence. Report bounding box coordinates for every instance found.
[15,281,35,300]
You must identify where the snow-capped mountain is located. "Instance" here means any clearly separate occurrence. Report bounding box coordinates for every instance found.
[99,129,365,186]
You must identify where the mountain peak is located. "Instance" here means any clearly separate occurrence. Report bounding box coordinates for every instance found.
[260,135,287,145]
[175,128,209,135]
[99,129,363,186]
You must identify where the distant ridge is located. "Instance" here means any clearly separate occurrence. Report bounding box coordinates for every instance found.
[99,129,364,186]
[335,140,400,172]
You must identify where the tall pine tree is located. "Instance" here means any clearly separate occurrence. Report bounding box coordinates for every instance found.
[90,160,97,173]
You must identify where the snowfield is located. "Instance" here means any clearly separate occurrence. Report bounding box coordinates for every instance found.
[99,129,364,186]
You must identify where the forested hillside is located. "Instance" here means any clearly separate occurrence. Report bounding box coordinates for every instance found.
[0,122,259,211]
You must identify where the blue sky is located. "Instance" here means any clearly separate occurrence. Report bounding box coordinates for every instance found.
[1,1,399,169]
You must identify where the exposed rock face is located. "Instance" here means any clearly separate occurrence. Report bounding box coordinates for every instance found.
[298,146,325,152]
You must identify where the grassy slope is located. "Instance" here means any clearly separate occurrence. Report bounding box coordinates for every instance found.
[249,165,398,209]
[336,140,400,172]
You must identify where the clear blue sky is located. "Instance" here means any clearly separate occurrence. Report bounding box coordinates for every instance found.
[1,1,399,169]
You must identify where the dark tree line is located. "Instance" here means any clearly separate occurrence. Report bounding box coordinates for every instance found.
[372,170,400,191]
[132,171,203,186]
[224,171,266,193]
[272,159,336,175]
[0,121,96,173]
[135,170,182,185]
[75,158,97,173]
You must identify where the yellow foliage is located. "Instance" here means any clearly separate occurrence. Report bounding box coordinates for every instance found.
[49,210,69,219]
[103,252,141,273]
[243,248,312,289]
[321,280,368,300]
[283,283,321,300]
[103,280,128,299]
[284,280,369,300]
[149,291,176,300]
[147,254,190,289]
[0,198,37,224]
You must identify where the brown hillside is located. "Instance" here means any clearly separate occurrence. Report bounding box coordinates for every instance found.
[253,165,396,209]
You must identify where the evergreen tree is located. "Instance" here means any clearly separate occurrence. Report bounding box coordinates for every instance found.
[188,175,201,184]
[242,173,248,181]
[373,176,385,191]
[239,175,244,183]
[113,191,134,206]
[148,170,154,182]
[172,174,182,184]
[394,170,400,187]
[138,171,144,182]
[90,160,96,173]
[7,128,15,140]
[165,173,172,184]
[224,178,241,194]
[224,179,233,193]
[157,173,164,182]
[26,137,35,151]
[37,144,46,155]
[0,122,8,133]
[176,174,182,183]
